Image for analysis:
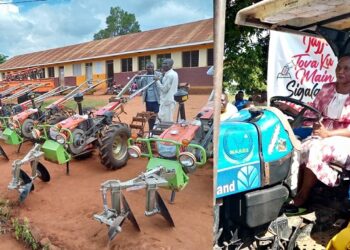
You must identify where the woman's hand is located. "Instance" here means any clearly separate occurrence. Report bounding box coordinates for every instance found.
[312,122,330,138]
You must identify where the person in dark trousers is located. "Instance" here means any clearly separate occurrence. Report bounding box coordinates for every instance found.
[139,61,161,131]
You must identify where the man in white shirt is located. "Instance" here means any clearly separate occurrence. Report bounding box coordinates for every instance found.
[221,93,238,121]
[155,59,178,122]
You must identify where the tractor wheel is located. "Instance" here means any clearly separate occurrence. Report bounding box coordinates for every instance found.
[47,113,68,125]
[68,128,87,155]
[100,124,130,170]
[19,170,34,191]
[21,119,35,139]
[34,162,51,182]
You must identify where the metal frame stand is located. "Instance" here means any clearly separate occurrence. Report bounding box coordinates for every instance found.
[8,144,44,202]
[94,166,176,240]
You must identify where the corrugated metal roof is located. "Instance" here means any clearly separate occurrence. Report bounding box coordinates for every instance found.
[0,18,213,71]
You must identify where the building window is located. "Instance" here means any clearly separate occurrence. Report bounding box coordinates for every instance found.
[1,73,5,81]
[182,50,199,67]
[94,62,103,74]
[121,58,133,72]
[37,68,45,79]
[156,53,171,69]
[207,48,214,66]
[73,64,82,76]
[48,67,55,77]
[138,56,151,71]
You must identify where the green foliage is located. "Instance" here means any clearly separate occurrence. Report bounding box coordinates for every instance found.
[0,54,8,64]
[94,6,141,40]
[12,217,39,250]
[0,199,12,234]
[224,0,268,95]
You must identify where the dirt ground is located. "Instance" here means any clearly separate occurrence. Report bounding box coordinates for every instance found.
[0,94,213,250]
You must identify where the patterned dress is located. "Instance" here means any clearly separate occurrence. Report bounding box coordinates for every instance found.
[301,82,350,186]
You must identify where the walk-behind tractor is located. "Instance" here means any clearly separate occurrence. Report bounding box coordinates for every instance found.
[0,86,72,130]
[93,94,214,240]
[94,137,207,240]
[1,80,104,149]
[0,83,47,115]
[215,1,350,249]
[7,144,50,203]
[30,74,157,174]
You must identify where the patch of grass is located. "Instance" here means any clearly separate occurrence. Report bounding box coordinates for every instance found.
[0,199,12,234]
[41,97,108,110]
[0,199,43,249]
[12,217,39,250]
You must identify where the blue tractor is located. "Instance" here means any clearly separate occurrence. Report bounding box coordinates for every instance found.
[216,107,301,248]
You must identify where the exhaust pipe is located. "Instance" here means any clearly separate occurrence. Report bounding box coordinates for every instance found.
[74,93,84,115]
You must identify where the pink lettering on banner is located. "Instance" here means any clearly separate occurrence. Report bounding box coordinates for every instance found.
[293,53,319,69]
[295,68,334,85]
[320,54,334,70]
[303,36,327,54]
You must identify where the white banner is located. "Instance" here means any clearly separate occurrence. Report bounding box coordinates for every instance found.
[267,31,337,103]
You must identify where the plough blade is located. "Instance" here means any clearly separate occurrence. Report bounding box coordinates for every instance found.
[8,144,45,203]
[95,193,141,241]
[122,194,141,232]
[19,182,33,203]
[108,216,124,241]
[156,191,175,227]
[0,145,9,160]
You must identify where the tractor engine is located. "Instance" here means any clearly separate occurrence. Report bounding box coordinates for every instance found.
[217,108,296,244]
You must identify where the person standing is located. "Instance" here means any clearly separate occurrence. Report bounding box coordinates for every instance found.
[220,93,238,121]
[155,58,178,123]
[234,90,249,110]
[139,62,161,130]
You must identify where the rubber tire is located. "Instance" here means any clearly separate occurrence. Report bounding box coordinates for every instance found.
[19,170,34,191]
[35,162,51,182]
[99,123,130,170]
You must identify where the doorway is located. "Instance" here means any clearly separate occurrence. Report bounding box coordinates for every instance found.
[85,63,93,83]
[59,66,64,86]
[106,60,114,87]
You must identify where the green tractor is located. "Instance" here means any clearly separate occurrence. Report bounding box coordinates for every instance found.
[93,136,207,240]
[93,94,214,240]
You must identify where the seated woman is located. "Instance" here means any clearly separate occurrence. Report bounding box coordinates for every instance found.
[292,54,350,207]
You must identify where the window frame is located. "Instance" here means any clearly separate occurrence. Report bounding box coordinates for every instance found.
[121,58,133,72]
[182,50,199,68]
[138,55,151,71]
[48,67,55,78]
[207,48,214,66]
[156,53,171,69]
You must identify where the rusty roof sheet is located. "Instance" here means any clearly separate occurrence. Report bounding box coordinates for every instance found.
[1,18,213,71]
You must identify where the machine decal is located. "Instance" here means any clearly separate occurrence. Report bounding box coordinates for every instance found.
[216,162,260,198]
[268,124,280,154]
[223,128,253,162]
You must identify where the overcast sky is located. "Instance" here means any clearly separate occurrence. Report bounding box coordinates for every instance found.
[0,0,213,58]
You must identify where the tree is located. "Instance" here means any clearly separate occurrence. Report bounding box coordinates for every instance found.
[224,0,269,95]
[0,54,7,64]
[94,7,141,40]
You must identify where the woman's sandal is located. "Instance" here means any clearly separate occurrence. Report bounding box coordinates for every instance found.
[282,202,308,216]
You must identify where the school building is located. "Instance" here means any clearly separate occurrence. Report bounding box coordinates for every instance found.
[0,18,213,93]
